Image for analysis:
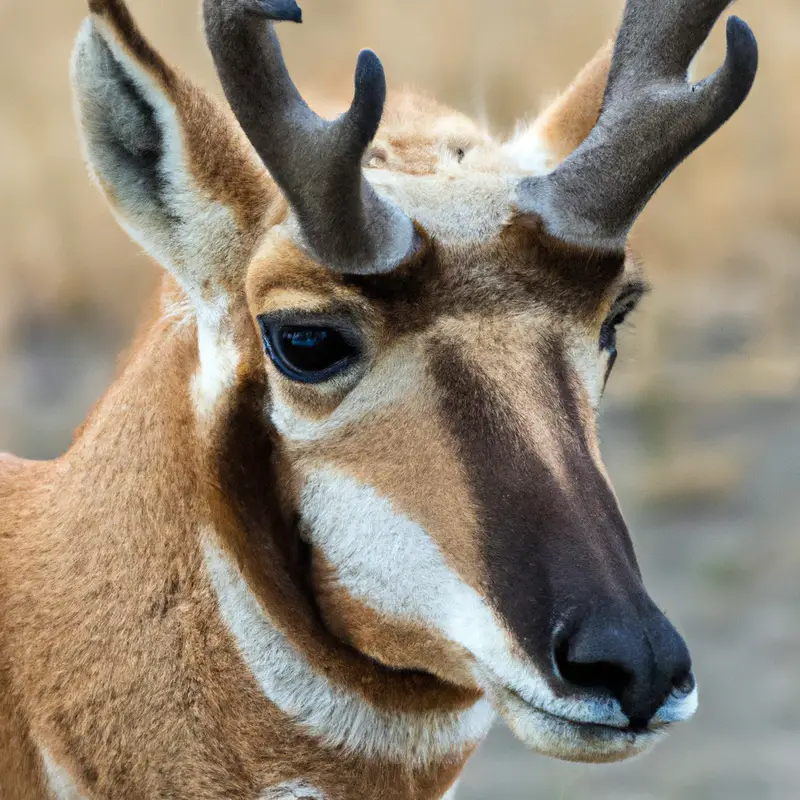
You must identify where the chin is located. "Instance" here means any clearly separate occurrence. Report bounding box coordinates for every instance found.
[491,686,675,765]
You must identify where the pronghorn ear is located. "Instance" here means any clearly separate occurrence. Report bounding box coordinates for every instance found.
[71,0,273,303]
[505,41,613,173]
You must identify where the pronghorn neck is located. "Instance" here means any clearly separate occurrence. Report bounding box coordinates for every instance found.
[0,283,488,798]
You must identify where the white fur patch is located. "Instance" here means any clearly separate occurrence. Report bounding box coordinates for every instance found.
[298,469,699,758]
[362,121,553,247]
[191,295,240,420]
[259,781,325,799]
[40,750,85,800]
[503,124,554,175]
[202,535,494,766]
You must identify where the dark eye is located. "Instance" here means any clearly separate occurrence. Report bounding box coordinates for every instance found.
[259,320,360,383]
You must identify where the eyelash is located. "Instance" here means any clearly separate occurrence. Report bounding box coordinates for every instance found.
[600,301,637,352]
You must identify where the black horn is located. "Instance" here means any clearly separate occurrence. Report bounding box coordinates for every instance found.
[517,0,758,249]
[203,0,418,274]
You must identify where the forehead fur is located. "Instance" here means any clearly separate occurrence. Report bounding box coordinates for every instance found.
[362,90,550,245]
[248,88,635,327]
[250,229,630,345]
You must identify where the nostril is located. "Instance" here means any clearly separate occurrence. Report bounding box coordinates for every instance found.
[554,637,633,699]
[552,607,693,728]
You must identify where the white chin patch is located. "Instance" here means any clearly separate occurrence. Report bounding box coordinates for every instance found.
[498,691,664,764]
[489,677,698,763]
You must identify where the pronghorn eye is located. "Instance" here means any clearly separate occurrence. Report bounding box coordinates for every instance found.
[258,318,360,384]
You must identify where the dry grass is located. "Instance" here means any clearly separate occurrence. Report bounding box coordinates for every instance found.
[0,0,797,383]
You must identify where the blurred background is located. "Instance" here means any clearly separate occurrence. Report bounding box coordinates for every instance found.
[1,1,798,797]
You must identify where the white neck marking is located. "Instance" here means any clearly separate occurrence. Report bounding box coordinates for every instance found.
[259,781,326,799]
[202,533,494,767]
[40,749,86,800]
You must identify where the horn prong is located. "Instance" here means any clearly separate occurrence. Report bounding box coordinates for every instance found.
[517,0,759,250]
[204,0,415,274]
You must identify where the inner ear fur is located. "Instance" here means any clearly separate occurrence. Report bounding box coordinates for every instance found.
[71,0,276,298]
[511,41,613,171]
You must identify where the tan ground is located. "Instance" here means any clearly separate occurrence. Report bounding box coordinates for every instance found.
[0,1,798,797]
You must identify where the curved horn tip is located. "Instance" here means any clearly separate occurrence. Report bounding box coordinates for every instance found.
[243,0,303,23]
[726,16,759,73]
[349,49,387,142]
[721,17,758,110]
[355,50,387,97]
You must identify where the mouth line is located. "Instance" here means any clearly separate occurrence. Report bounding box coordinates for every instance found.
[500,684,667,737]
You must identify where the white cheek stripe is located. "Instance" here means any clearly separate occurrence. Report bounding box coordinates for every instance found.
[299,469,698,734]
[202,534,494,766]
[299,469,628,727]
[300,469,519,672]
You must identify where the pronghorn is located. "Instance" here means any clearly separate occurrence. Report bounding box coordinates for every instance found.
[0,0,757,797]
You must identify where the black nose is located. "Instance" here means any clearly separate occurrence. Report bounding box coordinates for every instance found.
[554,602,693,729]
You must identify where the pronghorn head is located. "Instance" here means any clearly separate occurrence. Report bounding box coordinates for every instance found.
[72,0,757,765]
